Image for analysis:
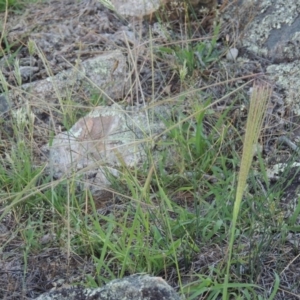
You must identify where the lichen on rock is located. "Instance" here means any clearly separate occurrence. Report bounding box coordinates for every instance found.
[242,0,300,61]
[35,274,182,300]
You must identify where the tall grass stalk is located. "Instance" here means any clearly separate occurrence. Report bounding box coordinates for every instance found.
[223,83,272,299]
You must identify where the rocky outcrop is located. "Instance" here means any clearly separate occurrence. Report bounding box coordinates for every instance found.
[0,50,128,115]
[35,275,182,300]
[238,0,300,115]
[241,0,300,63]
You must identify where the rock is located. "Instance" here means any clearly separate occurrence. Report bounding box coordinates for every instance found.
[226,48,238,61]
[0,94,10,114]
[236,0,300,115]
[34,274,182,300]
[266,62,300,115]
[42,104,171,194]
[3,51,128,115]
[111,0,163,18]
[111,0,217,19]
[241,0,300,62]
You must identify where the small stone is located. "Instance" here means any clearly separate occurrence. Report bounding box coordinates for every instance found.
[0,94,10,114]
[226,48,239,61]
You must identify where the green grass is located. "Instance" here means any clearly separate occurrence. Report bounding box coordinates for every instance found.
[0,84,286,298]
[0,1,299,299]
[0,0,34,12]
[0,0,19,11]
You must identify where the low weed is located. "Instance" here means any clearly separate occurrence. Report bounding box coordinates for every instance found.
[157,23,221,79]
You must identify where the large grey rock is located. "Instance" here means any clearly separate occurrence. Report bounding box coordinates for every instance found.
[242,0,300,62]
[3,50,128,114]
[238,0,300,115]
[35,274,182,300]
[111,0,217,19]
[111,0,164,18]
[42,104,171,194]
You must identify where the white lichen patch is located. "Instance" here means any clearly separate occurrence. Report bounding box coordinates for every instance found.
[267,162,300,180]
[267,61,300,115]
[242,0,300,58]
[240,0,300,116]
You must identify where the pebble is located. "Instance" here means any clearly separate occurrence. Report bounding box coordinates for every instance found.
[226,48,239,61]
